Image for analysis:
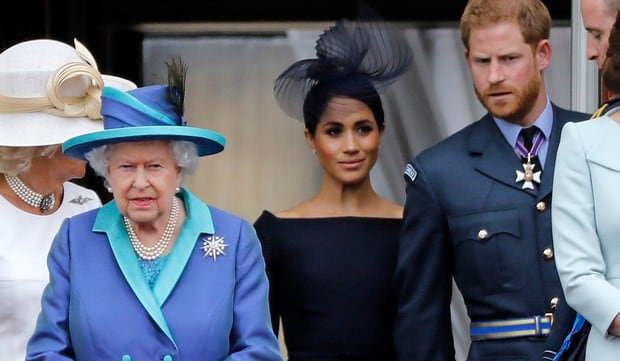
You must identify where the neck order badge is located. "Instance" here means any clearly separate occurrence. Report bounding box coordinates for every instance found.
[515,126,543,190]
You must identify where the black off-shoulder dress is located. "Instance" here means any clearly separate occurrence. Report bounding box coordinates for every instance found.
[254,210,402,361]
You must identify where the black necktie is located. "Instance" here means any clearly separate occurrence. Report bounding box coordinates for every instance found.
[519,126,542,172]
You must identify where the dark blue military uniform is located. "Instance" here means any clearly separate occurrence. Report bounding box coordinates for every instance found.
[394,104,589,361]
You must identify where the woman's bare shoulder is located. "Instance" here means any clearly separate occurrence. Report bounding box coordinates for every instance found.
[273,201,314,219]
[378,199,403,219]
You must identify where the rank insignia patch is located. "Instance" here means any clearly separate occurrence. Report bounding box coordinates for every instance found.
[404,164,417,182]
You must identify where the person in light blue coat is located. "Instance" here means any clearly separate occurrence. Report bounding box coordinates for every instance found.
[26,59,282,361]
[552,10,620,361]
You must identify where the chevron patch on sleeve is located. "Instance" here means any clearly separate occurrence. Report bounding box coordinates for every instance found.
[404,163,417,182]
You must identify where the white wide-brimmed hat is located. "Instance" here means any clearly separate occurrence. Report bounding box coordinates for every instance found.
[0,38,137,147]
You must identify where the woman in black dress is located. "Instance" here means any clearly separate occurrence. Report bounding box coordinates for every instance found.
[254,16,412,361]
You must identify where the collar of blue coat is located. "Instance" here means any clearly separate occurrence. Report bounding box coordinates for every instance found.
[91,187,215,347]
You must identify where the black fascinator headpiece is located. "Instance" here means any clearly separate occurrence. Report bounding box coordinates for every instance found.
[273,17,412,130]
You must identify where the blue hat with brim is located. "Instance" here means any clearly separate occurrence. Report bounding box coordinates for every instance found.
[63,85,225,160]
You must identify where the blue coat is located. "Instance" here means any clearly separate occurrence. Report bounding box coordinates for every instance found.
[394,104,589,361]
[26,189,282,361]
[553,116,620,360]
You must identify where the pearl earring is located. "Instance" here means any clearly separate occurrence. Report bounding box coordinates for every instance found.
[175,187,180,193]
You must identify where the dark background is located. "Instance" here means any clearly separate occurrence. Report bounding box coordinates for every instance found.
[3,1,572,85]
[1,0,573,202]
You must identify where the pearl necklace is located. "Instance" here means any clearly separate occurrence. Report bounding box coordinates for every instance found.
[123,197,179,260]
[4,174,55,213]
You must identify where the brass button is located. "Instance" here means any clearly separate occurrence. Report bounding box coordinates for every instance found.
[543,248,554,259]
[477,229,488,240]
[549,297,559,309]
[536,201,546,211]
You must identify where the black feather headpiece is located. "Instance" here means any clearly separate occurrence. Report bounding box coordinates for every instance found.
[273,16,412,123]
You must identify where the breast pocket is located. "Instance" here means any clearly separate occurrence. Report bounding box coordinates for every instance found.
[448,209,524,295]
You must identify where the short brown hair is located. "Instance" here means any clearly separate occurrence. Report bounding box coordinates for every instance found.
[602,9,620,94]
[460,0,551,49]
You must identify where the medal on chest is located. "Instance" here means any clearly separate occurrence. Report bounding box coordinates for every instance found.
[514,130,544,190]
[515,154,541,190]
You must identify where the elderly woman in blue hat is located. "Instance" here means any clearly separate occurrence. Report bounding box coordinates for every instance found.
[26,60,282,361]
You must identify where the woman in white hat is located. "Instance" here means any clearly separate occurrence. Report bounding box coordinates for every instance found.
[26,59,281,361]
[0,38,135,361]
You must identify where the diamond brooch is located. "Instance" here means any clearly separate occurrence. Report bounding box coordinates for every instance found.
[201,235,228,261]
